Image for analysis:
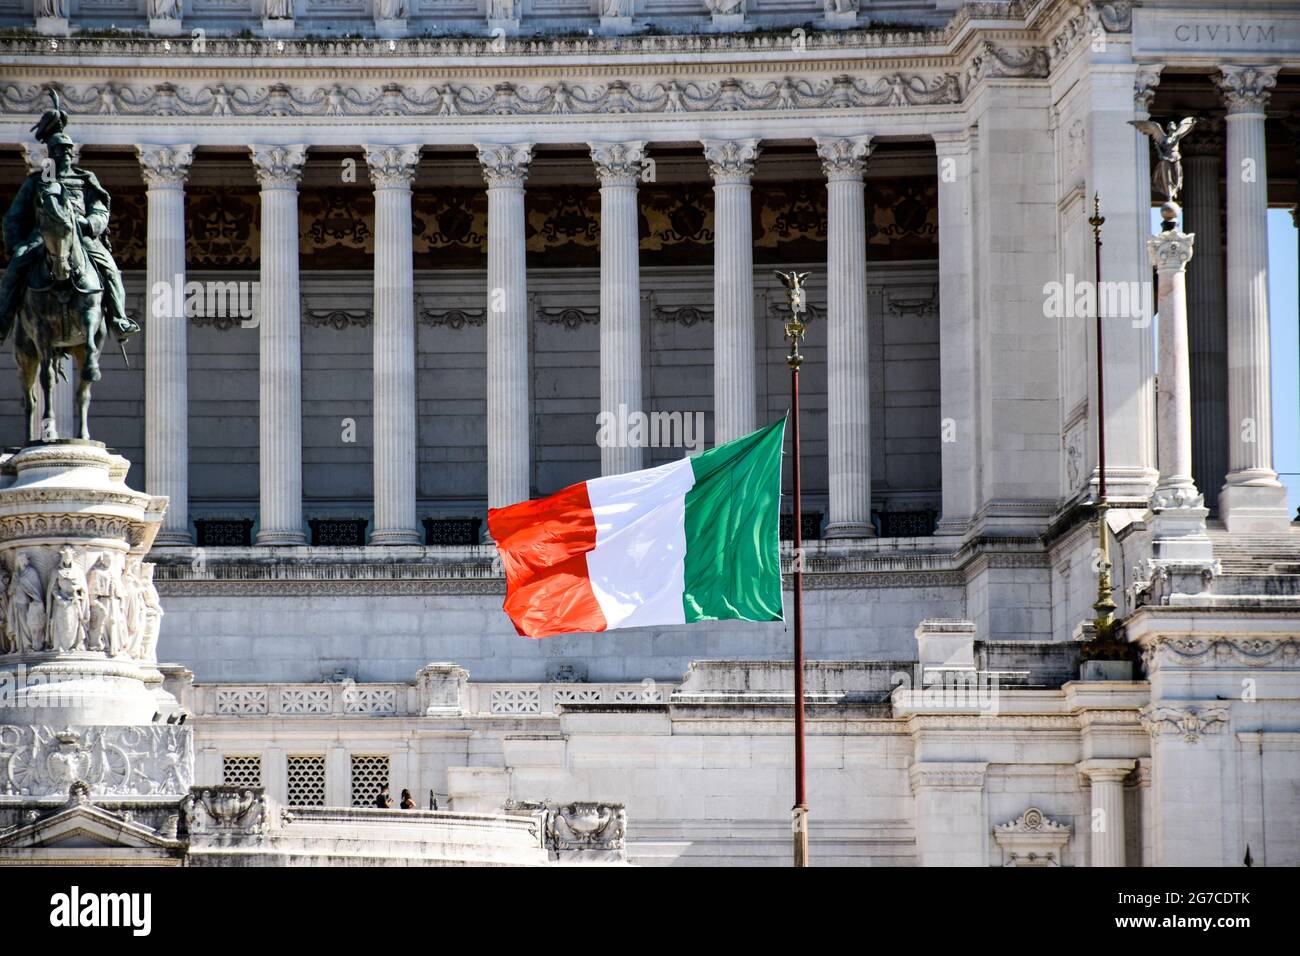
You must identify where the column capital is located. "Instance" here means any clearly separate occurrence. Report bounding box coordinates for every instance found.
[814,135,872,181]
[929,130,974,156]
[250,144,308,189]
[702,138,760,184]
[1215,65,1278,114]
[476,142,533,187]
[363,143,422,189]
[1076,758,1136,783]
[1133,64,1163,114]
[1147,231,1194,273]
[136,143,195,188]
[589,141,647,186]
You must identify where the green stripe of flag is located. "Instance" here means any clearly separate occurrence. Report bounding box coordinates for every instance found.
[681,419,786,623]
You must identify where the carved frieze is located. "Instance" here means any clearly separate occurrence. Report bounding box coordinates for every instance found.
[1139,702,1230,743]
[0,725,193,798]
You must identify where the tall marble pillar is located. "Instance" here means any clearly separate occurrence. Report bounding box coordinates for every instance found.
[816,135,875,538]
[477,144,533,510]
[590,141,646,476]
[703,139,761,445]
[364,144,422,545]
[1215,66,1290,532]
[1182,118,1228,516]
[137,144,196,545]
[932,131,979,538]
[1146,231,1216,595]
[250,144,308,546]
[1078,759,1134,867]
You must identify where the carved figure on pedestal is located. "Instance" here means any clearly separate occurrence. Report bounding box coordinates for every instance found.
[9,552,45,653]
[375,0,407,18]
[1128,117,1197,204]
[0,566,10,654]
[45,545,88,653]
[264,0,293,18]
[601,0,632,16]
[704,0,743,14]
[487,0,516,20]
[86,552,123,655]
[35,0,69,18]
[824,0,856,13]
[122,556,145,659]
[138,563,163,663]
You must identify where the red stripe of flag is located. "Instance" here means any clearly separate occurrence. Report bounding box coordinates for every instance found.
[487,480,608,638]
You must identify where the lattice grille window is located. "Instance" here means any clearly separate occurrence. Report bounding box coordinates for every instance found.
[286,754,326,807]
[350,754,390,808]
[222,754,263,788]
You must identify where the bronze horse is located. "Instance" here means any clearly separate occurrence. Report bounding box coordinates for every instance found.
[15,182,107,442]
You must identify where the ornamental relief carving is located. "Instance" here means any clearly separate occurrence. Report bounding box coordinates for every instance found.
[0,725,192,798]
[0,545,162,663]
[1,67,986,123]
[1139,702,1230,743]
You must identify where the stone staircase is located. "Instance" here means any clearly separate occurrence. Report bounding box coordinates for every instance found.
[1206,525,1300,596]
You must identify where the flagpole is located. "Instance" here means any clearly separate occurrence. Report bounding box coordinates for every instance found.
[1088,195,1117,641]
[775,270,810,868]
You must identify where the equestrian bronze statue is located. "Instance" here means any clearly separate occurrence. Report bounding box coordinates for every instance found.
[0,92,140,442]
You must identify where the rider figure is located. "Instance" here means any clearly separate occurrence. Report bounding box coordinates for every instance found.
[0,93,139,350]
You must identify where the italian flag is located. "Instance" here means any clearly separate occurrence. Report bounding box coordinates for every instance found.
[488,419,786,638]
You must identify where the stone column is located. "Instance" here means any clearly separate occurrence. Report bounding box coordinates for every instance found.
[1149,232,1198,508]
[815,135,874,538]
[1214,66,1290,532]
[1182,117,1229,516]
[364,144,422,545]
[1078,759,1134,866]
[137,145,195,545]
[477,144,533,510]
[590,141,646,476]
[250,145,308,546]
[703,139,761,445]
[932,132,978,537]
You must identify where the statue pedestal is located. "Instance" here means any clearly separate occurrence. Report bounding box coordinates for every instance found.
[35,16,69,36]
[374,17,406,38]
[149,17,184,35]
[0,442,171,725]
[825,10,857,27]
[599,15,634,34]
[263,16,295,34]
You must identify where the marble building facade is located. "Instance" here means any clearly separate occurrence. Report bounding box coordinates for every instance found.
[0,0,1298,865]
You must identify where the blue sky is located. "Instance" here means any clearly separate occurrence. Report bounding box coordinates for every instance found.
[1270,210,1299,517]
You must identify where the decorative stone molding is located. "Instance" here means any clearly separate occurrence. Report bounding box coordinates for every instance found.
[702,139,761,184]
[544,801,627,853]
[136,144,195,188]
[1139,702,1230,743]
[1147,231,1194,273]
[589,142,647,186]
[363,143,422,189]
[249,144,308,188]
[1214,66,1279,114]
[302,307,372,330]
[814,135,872,181]
[1133,65,1162,113]
[417,663,468,716]
[1139,636,1300,672]
[653,305,713,327]
[417,305,487,329]
[908,761,988,793]
[183,785,269,843]
[0,725,193,798]
[885,286,940,317]
[993,806,1071,866]
[537,306,598,330]
[476,143,533,187]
